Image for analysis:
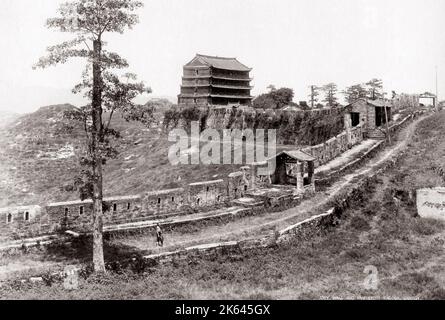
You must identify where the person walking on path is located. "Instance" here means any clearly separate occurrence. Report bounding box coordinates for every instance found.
[156,224,164,247]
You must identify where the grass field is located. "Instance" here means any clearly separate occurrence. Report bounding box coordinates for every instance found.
[0,111,444,300]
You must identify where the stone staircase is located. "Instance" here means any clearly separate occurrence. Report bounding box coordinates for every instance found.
[367,128,387,140]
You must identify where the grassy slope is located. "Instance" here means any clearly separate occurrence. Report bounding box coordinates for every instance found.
[0,105,244,208]
[0,104,307,208]
[1,111,444,299]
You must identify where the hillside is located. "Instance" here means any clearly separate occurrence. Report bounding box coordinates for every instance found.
[0,104,242,208]
[0,111,443,299]
[0,102,349,208]
[0,111,20,129]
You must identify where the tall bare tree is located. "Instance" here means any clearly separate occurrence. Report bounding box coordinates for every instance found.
[34,0,151,273]
[308,85,320,109]
[322,83,338,108]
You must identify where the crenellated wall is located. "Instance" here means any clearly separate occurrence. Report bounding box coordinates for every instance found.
[188,180,227,207]
[0,206,43,241]
[0,169,254,240]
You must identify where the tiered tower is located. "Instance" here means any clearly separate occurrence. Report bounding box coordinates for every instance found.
[178,54,253,107]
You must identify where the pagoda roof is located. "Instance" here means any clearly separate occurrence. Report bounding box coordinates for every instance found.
[187,54,252,72]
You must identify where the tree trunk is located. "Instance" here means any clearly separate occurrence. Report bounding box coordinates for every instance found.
[91,39,106,273]
[310,86,315,109]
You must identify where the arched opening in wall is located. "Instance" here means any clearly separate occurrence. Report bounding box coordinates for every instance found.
[79,206,84,216]
[24,211,30,221]
[171,197,175,203]
[195,69,199,76]
[127,203,131,210]
[217,195,221,202]
[7,213,12,224]
[244,185,248,192]
[157,198,161,205]
[206,186,210,193]
[65,208,69,216]
[197,198,201,206]
[113,204,117,213]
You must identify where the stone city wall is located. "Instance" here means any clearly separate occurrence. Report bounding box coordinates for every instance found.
[302,125,364,167]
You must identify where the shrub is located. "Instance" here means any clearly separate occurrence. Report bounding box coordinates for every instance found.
[412,218,444,236]
[344,248,365,260]
[391,272,439,296]
[350,216,370,231]
[42,271,62,287]
[424,287,445,300]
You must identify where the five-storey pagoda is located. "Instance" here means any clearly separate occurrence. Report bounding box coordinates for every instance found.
[178,54,253,107]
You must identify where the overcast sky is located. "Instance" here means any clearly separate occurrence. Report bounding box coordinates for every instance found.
[0,0,444,113]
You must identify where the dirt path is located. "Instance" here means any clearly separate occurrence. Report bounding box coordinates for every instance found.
[324,115,418,199]
[315,139,379,175]
[117,115,427,254]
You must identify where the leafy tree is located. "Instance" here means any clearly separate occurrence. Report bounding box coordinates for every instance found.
[145,98,174,109]
[34,0,150,273]
[322,83,338,107]
[267,84,277,92]
[343,84,367,104]
[299,101,310,110]
[253,86,294,109]
[270,88,294,108]
[308,85,320,108]
[366,78,384,100]
[252,94,277,109]
[391,90,397,99]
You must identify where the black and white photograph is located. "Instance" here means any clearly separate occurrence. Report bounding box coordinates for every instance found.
[0,0,444,306]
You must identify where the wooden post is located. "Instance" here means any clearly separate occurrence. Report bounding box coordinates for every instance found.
[384,105,391,143]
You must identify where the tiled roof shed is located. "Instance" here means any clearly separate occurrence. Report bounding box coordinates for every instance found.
[367,99,390,108]
[252,150,316,167]
[281,150,317,162]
